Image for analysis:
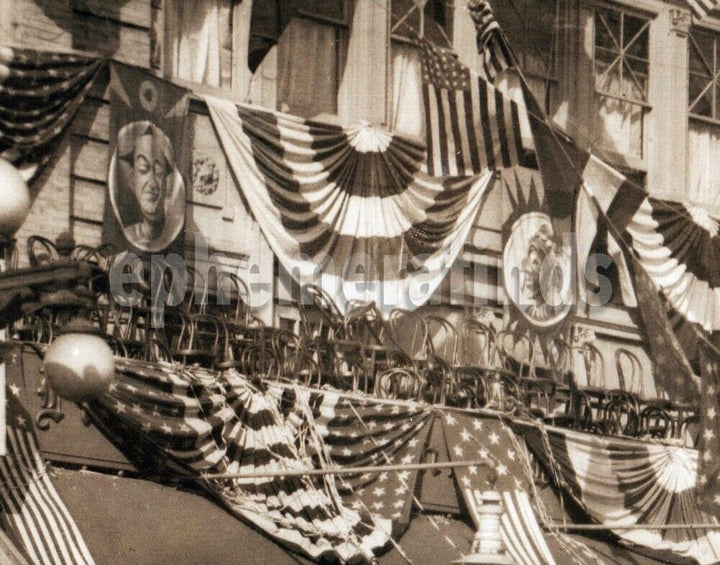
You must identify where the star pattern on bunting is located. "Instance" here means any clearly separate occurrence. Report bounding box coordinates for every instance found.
[698,352,720,515]
[307,393,434,535]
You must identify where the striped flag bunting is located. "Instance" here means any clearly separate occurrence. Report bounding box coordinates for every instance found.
[0,47,104,183]
[467,0,513,82]
[205,94,494,314]
[288,389,434,536]
[699,349,720,517]
[85,360,625,563]
[441,410,605,565]
[86,359,392,562]
[0,388,95,565]
[578,154,720,373]
[519,422,720,565]
[688,0,720,19]
[418,38,531,178]
[578,154,720,513]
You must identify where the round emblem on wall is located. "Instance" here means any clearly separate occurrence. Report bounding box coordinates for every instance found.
[502,212,573,330]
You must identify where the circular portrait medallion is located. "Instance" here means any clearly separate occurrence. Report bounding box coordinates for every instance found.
[109,120,185,253]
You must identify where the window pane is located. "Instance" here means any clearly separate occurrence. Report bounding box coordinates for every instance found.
[624,58,648,100]
[690,31,715,75]
[493,1,558,113]
[623,15,648,59]
[690,75,713,117]
[391,0,451,46]
[595,53,620,95]
[596,8,620,52]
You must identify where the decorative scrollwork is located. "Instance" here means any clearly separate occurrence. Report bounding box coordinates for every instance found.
[35,376,65,431]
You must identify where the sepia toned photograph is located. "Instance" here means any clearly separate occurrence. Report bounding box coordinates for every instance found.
[0,0,718,564]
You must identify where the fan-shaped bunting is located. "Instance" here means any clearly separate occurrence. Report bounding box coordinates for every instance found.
[205,95,493,313]
[520,424,720,565]
[86,359,392,562]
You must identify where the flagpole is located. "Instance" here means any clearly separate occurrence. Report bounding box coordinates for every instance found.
[201,458,493,480]
[548,523,720,532]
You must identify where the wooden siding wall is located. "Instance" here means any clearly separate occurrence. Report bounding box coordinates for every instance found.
[4,0,274,323]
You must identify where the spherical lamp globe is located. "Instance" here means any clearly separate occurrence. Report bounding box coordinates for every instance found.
[0,159,30,238]
[43,333,115,402]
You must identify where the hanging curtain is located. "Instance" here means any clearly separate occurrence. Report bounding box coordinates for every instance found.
[277,18,339,117]
[390,42,423,138]
[205,95,493,314]
[166,0,230,87]
[596,97,644,159]
[689,120,720,213]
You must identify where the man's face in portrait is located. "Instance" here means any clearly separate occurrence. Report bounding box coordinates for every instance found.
[133,133,168,225]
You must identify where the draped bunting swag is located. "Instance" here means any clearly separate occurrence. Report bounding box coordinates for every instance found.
[87,359,391,562]
[206,95,493,313]
[0,48,103,183]
[520,423,720,565]
[84,358,611,564]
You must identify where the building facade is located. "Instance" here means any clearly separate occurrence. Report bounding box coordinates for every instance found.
[1,0,716,396]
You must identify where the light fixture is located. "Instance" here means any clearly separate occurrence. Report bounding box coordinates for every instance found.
[42,320,115,402]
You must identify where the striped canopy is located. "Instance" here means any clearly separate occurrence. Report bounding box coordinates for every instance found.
[206,95,493,313]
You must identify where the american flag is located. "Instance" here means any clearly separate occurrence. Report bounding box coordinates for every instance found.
[0,386,95,565]
[467,0,514,82]
[443,410,608,565]
[688,0,720,19]
[699,347,720,515]
[418,38,530,177]
[0,48,103,183]
[298,390,434,535]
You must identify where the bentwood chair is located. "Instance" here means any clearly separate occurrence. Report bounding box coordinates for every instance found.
[298,284,366,391]
[544,336,577,427]
[614,348,673,438]
[424,316,461,405]
[496,329,553,417]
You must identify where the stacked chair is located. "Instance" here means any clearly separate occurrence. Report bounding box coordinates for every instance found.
[297,284,368,391]
[6,234,699,447]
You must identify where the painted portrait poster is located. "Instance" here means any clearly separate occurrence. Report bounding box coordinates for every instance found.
[103,63,189,256]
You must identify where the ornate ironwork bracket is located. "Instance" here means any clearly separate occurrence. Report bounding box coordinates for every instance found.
[35,376,65,430]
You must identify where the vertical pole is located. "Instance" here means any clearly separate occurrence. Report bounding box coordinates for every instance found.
[0,239,10,457]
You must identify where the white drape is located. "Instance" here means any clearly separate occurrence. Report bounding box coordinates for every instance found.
[688,119,720,214]
[390,43,423,138]
[167,0,225,87]
[596,97,644,159]
[277,18,339,117]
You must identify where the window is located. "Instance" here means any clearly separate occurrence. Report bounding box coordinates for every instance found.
[492,0,559,115]
[276,2,351,118]
[688,28,720,211]
[388,0,453,136]
[164,0,236,89]
[593,6,650,161]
